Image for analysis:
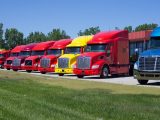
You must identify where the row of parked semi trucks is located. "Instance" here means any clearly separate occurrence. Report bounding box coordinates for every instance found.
[0,28,160,85]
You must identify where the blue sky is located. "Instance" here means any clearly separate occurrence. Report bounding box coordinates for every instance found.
[0,0,159,38]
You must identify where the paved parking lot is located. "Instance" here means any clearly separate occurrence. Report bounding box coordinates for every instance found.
[1,69,159,88]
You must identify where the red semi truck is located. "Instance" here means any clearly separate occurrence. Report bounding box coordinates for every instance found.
[73,30,129,78]
[12,43,37,71]
[24,41,55,73]
[0,50,10,69]
[4,45,25,70]
[38,39,72,74]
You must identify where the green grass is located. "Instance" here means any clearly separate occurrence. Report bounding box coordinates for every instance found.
[0,70,160,120]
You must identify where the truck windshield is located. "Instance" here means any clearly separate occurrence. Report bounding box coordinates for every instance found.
[149,37,160,49]
[31,50,45,56]
[85,44,106,52]
[47,49,61,56]
[20,51,31,56]
[0,54,4,57]
[65,47,81,54]
[10,53,19,57]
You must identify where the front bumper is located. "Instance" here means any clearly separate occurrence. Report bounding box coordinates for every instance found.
[134,70,160,80]
[24,66,38,71]
[12,66,22,70]
[73,68,100,76]
[4,64,12,69]
[38,67,55,73]
[55,68,73,74]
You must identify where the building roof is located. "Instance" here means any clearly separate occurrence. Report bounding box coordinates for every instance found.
[129,30,152,42]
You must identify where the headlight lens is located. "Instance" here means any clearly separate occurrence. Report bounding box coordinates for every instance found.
[71,64,76,68]
[35,63,38,67]
[92,65,99,69]
[134,63,138,70]
[21,63,25,66]
[51,64,55,67]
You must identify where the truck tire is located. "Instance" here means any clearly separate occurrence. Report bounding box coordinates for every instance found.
[26,70,32,73]
[137,80,148,85]
[7,68,10,70]
[100,66,109,78]
[77,75,84,78]
[59,73,64,76]
[41,72,46,74]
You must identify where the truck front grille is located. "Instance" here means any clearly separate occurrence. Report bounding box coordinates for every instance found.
[7,60,12,65]
[12,58,21,66]
[77,56,91,69]
[40,58,50,68]
[58,58,69,68]
[25,60,32,66]
[139,57,160,71]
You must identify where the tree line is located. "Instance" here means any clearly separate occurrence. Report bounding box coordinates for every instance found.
[0,22,158,50]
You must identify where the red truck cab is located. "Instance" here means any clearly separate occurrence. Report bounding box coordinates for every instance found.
[38,39,72,74]
[0,50,10,68]
[4,45,25,70]
[12,43,37,71]
[73,30,129,78]
[24,41,55,73]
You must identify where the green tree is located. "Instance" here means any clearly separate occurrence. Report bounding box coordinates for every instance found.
[26,32,47,44]
[47,29,70,40]
[135,23,158,32]
[5,28,24,49]
[0,23,4,49]
[78,26,100,36]
[124,26,133,32]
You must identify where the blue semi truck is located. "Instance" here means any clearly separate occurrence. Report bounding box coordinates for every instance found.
[134,27,160,84]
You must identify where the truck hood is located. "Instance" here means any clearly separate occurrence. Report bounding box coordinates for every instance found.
[6,57,17,61]
[25,56,42,61]
[79,52,104,58]
[59,54,80,59]
[140,49,160,57]
[17,56,28,60]
[42,55,58,60]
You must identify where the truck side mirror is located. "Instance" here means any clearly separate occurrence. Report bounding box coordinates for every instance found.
[106,49,111,57]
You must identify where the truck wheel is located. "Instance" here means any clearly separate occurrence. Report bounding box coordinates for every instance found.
[59,73,64,76]
[7,68,10,70]
[26,70,32,73]
[13,69,18,72]
[77,75,84,78]
[100,66,109,78]
[137,80,148,85]
[41,72,46,74]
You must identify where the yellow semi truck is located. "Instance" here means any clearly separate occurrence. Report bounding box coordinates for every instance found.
[55,35,93,76]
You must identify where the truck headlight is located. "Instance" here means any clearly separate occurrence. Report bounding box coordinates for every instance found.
[51,64,55,68]
[92,65,99,69]
[21,63,25,66]
[71,64,76,69]
[134,63,138,70]
[34,63,38,67]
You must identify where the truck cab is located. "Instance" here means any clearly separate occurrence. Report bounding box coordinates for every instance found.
[134,27,160,84]
[55,36,93,76]
[4,45,25,70]
[0,49,10,68]
[12,43,37,71]
[38,39,72,74]
[73,30,129,78]
[24,41,55,73]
